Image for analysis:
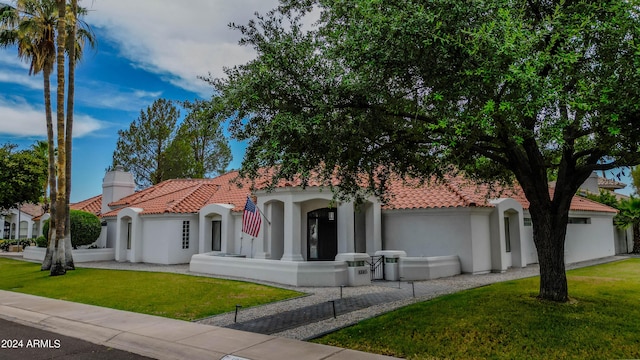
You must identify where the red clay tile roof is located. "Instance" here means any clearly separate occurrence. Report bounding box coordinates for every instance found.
[384,176,617,213]
[19,203,45,217]
[87,170,617,217]
[102,172,252,217]
[597,177,626,190]
[70,195,102,215]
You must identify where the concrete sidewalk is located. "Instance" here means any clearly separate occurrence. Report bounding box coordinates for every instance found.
[0,290,398,360]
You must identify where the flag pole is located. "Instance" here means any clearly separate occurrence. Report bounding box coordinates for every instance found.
[248,195,271,225]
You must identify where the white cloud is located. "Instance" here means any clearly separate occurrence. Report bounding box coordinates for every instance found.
[83,0,280,97]
[74,80,164,111]
[0,97,108,138]
[0,70,42,90]
[0,52,30,70]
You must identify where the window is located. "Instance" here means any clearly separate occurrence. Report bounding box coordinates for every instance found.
[126,222,132,250]
[504,217,511,253]
[19,221,28,239]
[523,218,532,226]
[182,221,190,249]
[568,217,591,224]
[212,220,221,251]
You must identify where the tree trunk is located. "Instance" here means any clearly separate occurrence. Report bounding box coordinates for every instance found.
[532,213,569,302]
[49,232,66,276]
[41,65,56,271]
[63,0,78,271]
[633,222,640,254]
[41,232,54,271]
[51,0,67,277]
[526,191,572,302]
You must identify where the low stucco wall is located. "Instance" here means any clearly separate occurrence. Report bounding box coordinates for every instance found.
[190,253,348,286]
[398,255,461,281]
[23,247,115,262]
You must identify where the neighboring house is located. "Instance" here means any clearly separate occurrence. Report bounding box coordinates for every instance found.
[71,194,103,216]
[0,203,45,240]
[573,172,633,254]
[67,166,619,287]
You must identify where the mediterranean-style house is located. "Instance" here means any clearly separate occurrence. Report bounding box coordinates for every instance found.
[21,166,627,287]
[0,203,45,240]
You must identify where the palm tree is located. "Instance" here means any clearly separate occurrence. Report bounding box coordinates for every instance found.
[30,140,51,209]
[615,197,640,254]
[1,0,95,274]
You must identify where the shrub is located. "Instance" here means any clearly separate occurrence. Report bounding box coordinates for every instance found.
[0,239,31,251]
[43,210,101,249]
[35,236,47,248]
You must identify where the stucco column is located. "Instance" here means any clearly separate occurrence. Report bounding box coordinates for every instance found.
[253,199,271,259]
[338,202,355,253]
[281,197,304,261]
[366,201,382,254]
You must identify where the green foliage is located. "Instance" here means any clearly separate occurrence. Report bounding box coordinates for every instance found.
[112,97,231,188]
[0,258,302,321]
[631,166,640,194]
[0,143,46,211]
[314,259,640,359]
[614,197,640,229]
[112,98,180,187]
[179,98,232,177]
[212,0,640,300]
[35,235,47,248]
[70,210,100,247]
[213,0,640,195]
[43,209,100,248]
[583,191,620,210]
[0,239,32,251]
[614,197,640,253]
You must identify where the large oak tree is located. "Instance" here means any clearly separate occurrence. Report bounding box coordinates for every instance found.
[0,143,46,211]
[211,0,640,301]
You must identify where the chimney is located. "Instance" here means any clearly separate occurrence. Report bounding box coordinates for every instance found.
[102,165,135,214]
[580,171,600,194]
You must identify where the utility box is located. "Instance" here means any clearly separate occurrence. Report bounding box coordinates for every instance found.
[375,250,407,281]
[335,253,371,286]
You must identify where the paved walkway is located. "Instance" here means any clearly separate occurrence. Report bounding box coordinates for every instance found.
[226,289,409,335]
[0,290,397,360]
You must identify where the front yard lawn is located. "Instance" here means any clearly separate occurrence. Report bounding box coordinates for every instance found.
[313,258,640,360]
[0,258,302,321]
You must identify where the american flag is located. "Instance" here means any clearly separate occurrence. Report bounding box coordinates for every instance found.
[242,197,262,237]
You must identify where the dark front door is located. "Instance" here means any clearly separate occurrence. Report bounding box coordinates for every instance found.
[212,220,221,251]
[308,208,338,261]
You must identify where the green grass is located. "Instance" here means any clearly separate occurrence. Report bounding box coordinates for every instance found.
[0,258,302,321]
[313,258,640,360]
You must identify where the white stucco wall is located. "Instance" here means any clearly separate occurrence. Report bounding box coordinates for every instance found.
[469,212,492,273]
[521,214,537,263]
[564,212,616,263]
[522,210,616,264]
[382,208,493,273]
[140,214,200,264]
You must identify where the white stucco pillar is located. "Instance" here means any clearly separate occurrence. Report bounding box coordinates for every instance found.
[253,199,271,259]
[366,201,382,254]
[338,202,355,253]
[281,198,304,261]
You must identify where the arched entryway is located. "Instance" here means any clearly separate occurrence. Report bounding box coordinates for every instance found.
[307,208,338,261]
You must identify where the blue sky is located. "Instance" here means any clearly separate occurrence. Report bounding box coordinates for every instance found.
[0,0,279,202]
[0,1,636,203]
